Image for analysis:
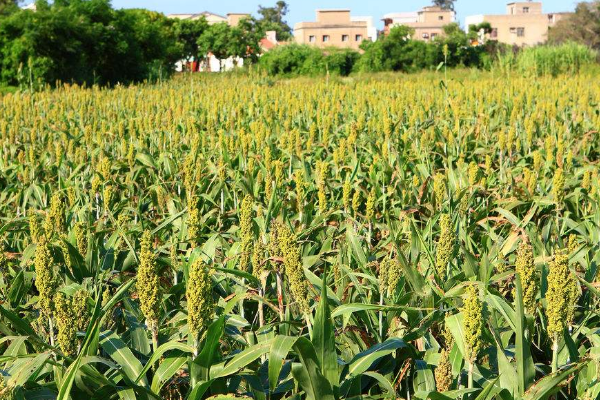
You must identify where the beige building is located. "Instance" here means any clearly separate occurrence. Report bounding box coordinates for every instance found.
[294,10,371,50]
[383,6,456,41]
[168,12,251,27]
[168,11,228,25]
[465,2,571,46]
[227,13,251,27]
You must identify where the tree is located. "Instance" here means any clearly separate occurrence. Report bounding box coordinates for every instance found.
[257,1,291,41]
[197,22,234,71]
[432,0,456,11]
[0,0,179,86]
[356,26,432,72]
[174,17,209,69]
[0,0,19,17]
[548,1,600,49]
[230,16,264,64]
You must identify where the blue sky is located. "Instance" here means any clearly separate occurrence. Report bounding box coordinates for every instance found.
[110,0,578,28]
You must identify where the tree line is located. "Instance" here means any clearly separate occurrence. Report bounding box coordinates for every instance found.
[0,0,598,86]
[0,0,292,86]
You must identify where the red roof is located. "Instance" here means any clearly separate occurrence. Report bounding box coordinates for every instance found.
[260,38,277,51]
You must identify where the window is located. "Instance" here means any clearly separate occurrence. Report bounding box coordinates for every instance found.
[323,35,330,42]
[355,34,363,42]
[422,32,429,40]
[523,6,529,13]
[491,28,498,38]
[517,27,525,37]
[309,35,316,43]
[431,33,438,39]
[438,15,444,20]
[510,27,516,34]
[342,34,349,42]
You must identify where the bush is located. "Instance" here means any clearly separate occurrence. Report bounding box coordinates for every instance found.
[0,0,180,86]
[355,24,490,74]
[258,43,359,76]
[496,42,597,76]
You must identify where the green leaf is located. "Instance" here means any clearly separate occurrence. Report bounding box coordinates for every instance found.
[100,330,146,385]
[445,313,467,360]
[312,270,338,387]
[137,341,194,383]
[150,350,188,393]
[474,377,501,400]
[346,226,367,267]
[523,362,586,400]
[268,335,297,392]
[347,338,407,377]
[192,315,225,384]
[212,341,271,379]
[515,274,535,396]
[6,352,51,388]
[413,360,435,392]
[291,337,335,400]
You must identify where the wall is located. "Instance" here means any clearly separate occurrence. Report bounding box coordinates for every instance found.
[294,10,368,50]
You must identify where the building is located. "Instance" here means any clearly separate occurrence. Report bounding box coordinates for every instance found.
[227,13,251,27]
[465,2,571,46]
[260,31,280,52]
[294,10,371,50]
[167,11,228,25]
[383,6,456,41]
[168,12,276,73]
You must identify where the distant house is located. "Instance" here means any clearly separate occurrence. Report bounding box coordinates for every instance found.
[294,10,373,50]
[168,12,278,73]
[227,13,251,27]
[168,11,227,24]
[260,31,279,52]
[383,6,456,41]
[465,2,571,46]
[21,2,37,11]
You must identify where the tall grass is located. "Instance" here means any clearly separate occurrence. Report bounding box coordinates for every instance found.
[496,42,597,76]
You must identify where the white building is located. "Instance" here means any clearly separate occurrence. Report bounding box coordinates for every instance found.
[351,16,378,42]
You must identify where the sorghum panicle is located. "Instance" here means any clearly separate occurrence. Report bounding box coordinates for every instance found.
[239,195,254,273]
[546,249,578,341]
[435,348,453,392]
[435,214,456,279]
[54,292,78,355]
[186,259,214,339]
[515,241,537,314]
[136,231,161,329]
[35,237,56,319]
[462,285,484,362]
[278,225,310,316]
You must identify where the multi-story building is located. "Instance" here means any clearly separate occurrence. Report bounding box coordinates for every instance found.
[465,2,571,46]
[167,11,228,25]
[383,6,456,41]
[226,13,251,27]
[294,10,371,50]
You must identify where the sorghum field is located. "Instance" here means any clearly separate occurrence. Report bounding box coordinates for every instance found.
[1,71,600,400]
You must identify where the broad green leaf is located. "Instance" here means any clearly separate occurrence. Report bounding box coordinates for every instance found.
[100,330,146,385]
[291,337,335,400]
[212,341,271,378]
[312,271,338,387]
[523,362,586,400]
[347,338,407,377]
[515,275,535,396]
[150,350,188,393]
[268,335,297,392]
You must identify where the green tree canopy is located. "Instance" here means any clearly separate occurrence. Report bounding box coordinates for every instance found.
[432,0,456,11]
[548,1,600,49]
[0,0,179,86]
[257,1,291,41]
[175,16,209,63]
